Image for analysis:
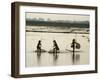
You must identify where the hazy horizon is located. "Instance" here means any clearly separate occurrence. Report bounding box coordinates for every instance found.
[26,12,90,22]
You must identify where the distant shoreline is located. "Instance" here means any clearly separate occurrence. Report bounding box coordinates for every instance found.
[26,30,89,34]
[26,20,89,28]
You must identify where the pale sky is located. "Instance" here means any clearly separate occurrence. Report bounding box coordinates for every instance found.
[26,12,90,21]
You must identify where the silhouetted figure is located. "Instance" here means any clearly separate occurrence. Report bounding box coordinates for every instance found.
[53,40,59,53]
[71,39,76,55]
[36,40,42,65]
[37,40,42,52]
[71,39,81,64]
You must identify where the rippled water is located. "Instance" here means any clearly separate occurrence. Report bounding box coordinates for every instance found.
[25,32,89,67]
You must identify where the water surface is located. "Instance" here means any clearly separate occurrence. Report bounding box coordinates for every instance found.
[25,32,89,67]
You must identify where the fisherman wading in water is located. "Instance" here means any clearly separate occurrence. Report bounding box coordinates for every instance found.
[53,40,59,53]
[71,39,80,55]
[37,40,42,52]
[71,39,76,54]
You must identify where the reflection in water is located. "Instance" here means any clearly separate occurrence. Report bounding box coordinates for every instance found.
[37,51,41,65]
[36,51,80,66]
[72,53,75,64]
[53,53,58,65]
[72,52,80,64]
[76,54,80,61]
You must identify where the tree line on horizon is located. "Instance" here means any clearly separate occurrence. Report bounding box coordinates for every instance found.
[26,18,89,28]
